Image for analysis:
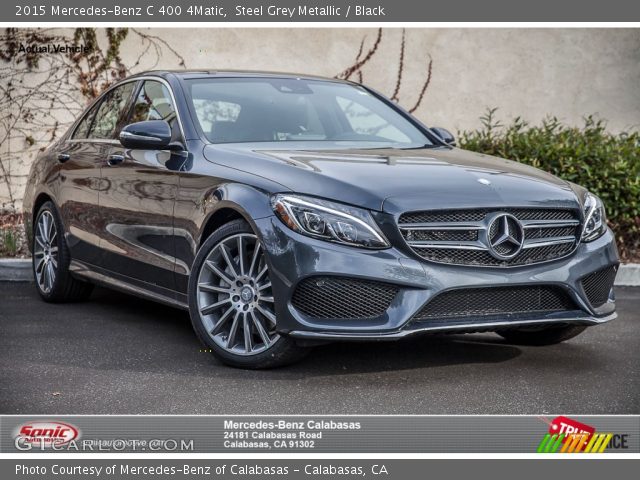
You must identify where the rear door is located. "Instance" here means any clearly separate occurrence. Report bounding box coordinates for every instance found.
[56,82,135,265]
[98,79,186,291]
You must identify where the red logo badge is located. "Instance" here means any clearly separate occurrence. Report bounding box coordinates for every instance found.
[549,416,595,443]
[15,421,80,447]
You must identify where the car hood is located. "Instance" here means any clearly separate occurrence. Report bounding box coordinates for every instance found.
[204,145,581,214]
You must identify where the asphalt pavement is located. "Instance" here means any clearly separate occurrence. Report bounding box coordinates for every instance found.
[1,282,638,414]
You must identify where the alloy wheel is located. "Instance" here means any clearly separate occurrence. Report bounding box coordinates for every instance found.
[33,210,59,294]
[196,233,278,356]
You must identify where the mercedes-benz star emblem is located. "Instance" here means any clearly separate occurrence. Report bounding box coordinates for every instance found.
[487,213,524,260]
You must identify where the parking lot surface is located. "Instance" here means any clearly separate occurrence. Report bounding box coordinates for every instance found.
[1,282,638,414]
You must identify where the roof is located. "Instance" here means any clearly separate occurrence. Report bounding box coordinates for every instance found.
[128,69,350,83]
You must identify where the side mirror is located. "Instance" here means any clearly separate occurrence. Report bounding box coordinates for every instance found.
[431,127,456,146]
[119,120,172,150]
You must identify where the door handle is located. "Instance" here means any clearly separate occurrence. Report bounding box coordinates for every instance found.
[57,153,70,163]
[107,154,125,166]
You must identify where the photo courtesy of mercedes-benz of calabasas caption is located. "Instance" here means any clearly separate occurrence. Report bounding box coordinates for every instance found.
[23,71,619,368]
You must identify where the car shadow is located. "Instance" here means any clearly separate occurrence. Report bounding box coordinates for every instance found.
[82,286,524,377]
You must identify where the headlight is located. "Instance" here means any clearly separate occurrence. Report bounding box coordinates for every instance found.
[271,194,390,249]
[581,193,607,242]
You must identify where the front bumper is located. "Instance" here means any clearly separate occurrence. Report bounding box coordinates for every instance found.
[255,216,619,341]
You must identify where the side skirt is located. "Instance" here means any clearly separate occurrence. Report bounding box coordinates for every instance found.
[69,259,189,311]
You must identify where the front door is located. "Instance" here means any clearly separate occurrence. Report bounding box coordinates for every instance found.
[98,80,186,292]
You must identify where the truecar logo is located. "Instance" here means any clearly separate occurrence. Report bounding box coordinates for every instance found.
[537,416,628,453]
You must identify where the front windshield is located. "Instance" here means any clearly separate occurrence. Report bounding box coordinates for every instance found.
[185,77,433,147]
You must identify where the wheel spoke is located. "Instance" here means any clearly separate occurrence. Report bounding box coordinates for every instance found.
[255,264,268,283]
[37,219,47,242]
[41,215,49,242]
[198,282,231,294]
[248,243,261,277]
[49,246,58,255]
[46,214,54,240]
[200,297,231,316]
[44,262,52,291]
[35,257,45,274]
[242,313,253,352]
[218,244,238,277]
[256,304,277,325]
[237,236,246,275]
[35,236,46,251]
[37,266,45,290]
[204,260,234,286]
[257,282,271,291]
[259,295,274,303]
[210,306,235,335]
[48,261,56,285]
[50,256,58,269]
[226,311,241,349]
[251,311,271,347]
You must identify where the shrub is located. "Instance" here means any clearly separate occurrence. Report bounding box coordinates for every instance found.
[458,109,640,262]
[0,212,27,258]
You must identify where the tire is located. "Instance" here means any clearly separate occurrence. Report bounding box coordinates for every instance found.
[188,219,309,369]
[497,324,587,346]
[32,201,93,302]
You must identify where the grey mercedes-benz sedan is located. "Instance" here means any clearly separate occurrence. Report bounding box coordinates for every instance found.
[23,70,619,368]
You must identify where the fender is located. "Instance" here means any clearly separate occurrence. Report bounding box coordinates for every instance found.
[173,181,284,291]
[198,182,278,244]
[23,150,61,252]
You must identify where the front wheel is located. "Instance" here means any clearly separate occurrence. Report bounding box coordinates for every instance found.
[497,324,587,346]
[188,219,309,369]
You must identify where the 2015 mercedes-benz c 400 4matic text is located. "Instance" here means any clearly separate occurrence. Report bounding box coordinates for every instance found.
[24,71,619,368]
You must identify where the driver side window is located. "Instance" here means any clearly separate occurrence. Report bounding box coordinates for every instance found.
[130,80,177,126]
[89,82,136,139]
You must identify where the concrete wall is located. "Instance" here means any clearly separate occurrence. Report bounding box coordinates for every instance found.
[136,28,639,132]
[2,28,639,210]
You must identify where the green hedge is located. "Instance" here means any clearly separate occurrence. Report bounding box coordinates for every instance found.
[458,109,640,261]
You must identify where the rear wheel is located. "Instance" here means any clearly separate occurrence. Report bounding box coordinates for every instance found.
[188,219,309,369]
[497,324,587,345]
[32,201,93,302]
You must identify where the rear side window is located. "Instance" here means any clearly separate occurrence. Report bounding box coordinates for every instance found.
[72,103,99,140]
[87,82,136,140]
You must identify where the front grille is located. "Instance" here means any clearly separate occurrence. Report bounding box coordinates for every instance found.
[413,242,575,267]
[581,265,618,308]
[398,208,580,267]
[414,285,578,321]
[291,276,398,320]
[405,229,479,242]
[526,226,578,239]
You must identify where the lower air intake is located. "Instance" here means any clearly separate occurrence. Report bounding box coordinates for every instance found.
[581,265,618,308]
[292,276,398,320]
[414,285,578,321]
